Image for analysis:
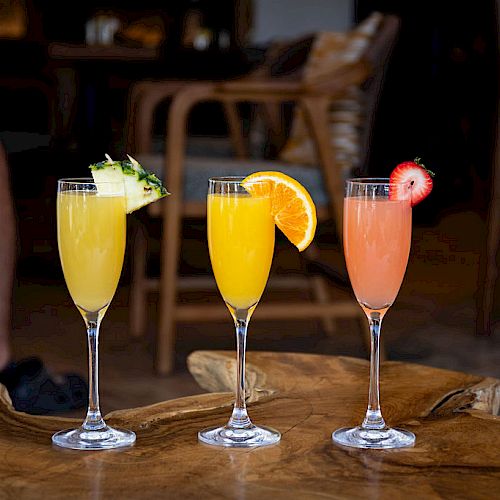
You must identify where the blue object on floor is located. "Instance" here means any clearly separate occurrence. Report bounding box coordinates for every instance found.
[0,357,87,415]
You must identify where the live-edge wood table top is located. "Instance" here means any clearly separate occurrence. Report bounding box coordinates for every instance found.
[0,351,498,499]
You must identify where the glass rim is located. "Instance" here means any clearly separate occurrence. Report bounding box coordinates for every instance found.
[57,178,123,185]
[208,175,269,187]
[209,176,244,183]
[346,177,409,186]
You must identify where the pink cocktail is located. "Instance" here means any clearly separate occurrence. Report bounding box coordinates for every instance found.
[332,178,416,449]
[344,197,411,311]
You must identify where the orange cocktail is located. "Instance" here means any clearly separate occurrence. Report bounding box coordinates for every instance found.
[208,192,274,310]
[199,176,281,448]
[200,173,317,448]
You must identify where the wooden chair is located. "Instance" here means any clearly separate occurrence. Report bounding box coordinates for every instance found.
[127,14,401,374]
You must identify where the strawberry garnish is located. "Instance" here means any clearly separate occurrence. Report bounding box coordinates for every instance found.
[389,157,434,206]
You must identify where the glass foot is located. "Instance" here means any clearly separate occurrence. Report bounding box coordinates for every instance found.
[198,424,281,448]
[52,425,136,450]
[332,426,415,449]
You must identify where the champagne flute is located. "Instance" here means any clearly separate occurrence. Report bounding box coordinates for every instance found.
[198,177,281,447]
[332,178,415,449]
[52,179,136,450]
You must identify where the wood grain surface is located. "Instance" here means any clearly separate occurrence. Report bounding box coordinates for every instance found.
[0,351,498,499]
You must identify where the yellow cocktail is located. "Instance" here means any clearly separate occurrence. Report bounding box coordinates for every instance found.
[208,193,274,310]
[57,191,126,312]
[53,159,168,450]
[53,178,135,450]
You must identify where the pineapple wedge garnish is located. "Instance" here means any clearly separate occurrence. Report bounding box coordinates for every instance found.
[90,154,169,213]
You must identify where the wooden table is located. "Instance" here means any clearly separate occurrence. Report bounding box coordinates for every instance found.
[0,351,498,498]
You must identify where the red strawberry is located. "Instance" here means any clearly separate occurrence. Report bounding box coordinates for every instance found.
[389,157,434,206]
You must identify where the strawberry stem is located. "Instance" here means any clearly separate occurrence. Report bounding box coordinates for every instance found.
[413,157,435,177]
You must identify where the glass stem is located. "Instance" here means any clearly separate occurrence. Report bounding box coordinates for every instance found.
[362,310,387,430]
[228,309,251,429]
[82,310,106,431]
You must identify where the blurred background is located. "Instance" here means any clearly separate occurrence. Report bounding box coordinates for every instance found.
[0,0,498,414]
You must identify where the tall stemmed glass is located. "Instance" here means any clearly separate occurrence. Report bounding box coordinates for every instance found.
[198,177,281,447]
[52,179,136,450]
[332,179,415,449]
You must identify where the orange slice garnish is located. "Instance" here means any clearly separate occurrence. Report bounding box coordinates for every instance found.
[242,171,317,252]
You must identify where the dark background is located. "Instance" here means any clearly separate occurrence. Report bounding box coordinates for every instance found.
[0,0,498,278]
[356,0,498,225]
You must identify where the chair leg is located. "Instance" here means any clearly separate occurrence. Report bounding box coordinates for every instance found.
[305,242,336,335]
[300,97,344,240]
[156,198,182,375]
[156,83,216,375]
[129,220,148,338]
[155,84,216,375]
[310,275,336,335]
